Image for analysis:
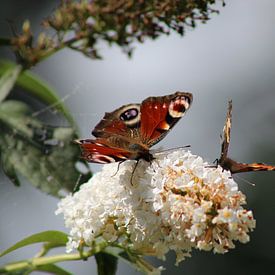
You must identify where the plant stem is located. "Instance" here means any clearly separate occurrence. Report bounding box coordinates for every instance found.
[0,242,108,273]
[0,252,88,272]
[37,36,79,64]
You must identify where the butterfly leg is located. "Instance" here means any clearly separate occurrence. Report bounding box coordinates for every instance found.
[72,173,83,193]
[111,161,125,178]
[130,160,140,185]
[205,159,219,169]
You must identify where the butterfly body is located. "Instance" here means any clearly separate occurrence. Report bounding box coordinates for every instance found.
[76,92,193,163]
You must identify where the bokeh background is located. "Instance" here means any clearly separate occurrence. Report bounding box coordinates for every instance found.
[0,0,275,274]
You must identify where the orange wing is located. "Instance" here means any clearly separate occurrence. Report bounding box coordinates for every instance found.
[218,101,275,173]
[140,92,192,146]
[76,92,193,163]
[75,139,132,163]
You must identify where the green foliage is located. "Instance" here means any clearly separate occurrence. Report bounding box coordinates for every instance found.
[0,231,71,275]
[0,61,77,129]
[0,64,22,102]
[34,264,72,275]
[0,60,90,195]
[30,264,72,275]
[0,231,68,257]
[0,100,90,195]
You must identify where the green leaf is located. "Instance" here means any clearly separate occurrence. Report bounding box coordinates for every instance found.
[95,252,118,275]
[0,60,77,130]
[0,231,68,257]
[0,100,91,195]
[35,264,72,275]
[0,270,29,274]
[0,263,72,274]
[1,152,21,186]
[0,64,22,103]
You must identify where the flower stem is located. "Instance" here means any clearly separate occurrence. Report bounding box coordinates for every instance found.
[0,252,89,272]
[35,36,79,65]
[0,242,108,273]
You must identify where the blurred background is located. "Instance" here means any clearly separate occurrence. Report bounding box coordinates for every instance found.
[0,0,275,274]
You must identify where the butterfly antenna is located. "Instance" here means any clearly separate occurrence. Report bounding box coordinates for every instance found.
[130,160,140,185]
[154,145,191,156]
[233,174,256,187]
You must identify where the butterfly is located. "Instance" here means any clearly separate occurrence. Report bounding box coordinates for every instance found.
[218,100,275,173]
[75,92,193,164]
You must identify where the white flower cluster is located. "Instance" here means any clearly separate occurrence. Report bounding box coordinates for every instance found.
[56,149,255,264]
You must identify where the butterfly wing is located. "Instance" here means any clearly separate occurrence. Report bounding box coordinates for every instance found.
[76,91,193,163]
[218,100,275,173]
[76,103,151,163]
[222,158,275,173]
[140,91,193,147]
[218,100,232,167]
[92,103,141,139]
[75,138,133,163]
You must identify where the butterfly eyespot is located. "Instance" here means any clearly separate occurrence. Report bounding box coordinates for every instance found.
[120,108,139,121]
[168,95,191,118]
[118,104,141,126]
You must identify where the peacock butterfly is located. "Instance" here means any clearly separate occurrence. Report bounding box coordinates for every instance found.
[218,100,275,173]
[75,92,193,164]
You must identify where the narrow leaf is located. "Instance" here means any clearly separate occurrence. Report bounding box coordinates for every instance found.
[0,231,68,257]
[95,252,118,275]
[35,264,72,275]
[0,60,77,129]
[0,64,22,102]
[0,270,29,274]
[0,264,72,275]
